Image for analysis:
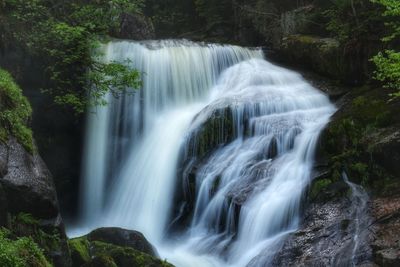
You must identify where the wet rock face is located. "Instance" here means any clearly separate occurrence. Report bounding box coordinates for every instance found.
[87,227,157,257]
[112,12,155,40]
[271,193,374,266]
[0,138,58,219]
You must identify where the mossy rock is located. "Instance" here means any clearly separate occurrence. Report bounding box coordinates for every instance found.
[188,106,235,159]
[309,177,349,203]
[316,85,400,195]
[0,228,52,267]
[280,34,343,81]
[69,237,90,266]
[9,212,70,266]
[69,235,174,267]
[92,241,172,267]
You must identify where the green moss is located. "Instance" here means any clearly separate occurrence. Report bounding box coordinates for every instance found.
[10,213,64,265]
[0,228,52,267]
[0,68,33,153]
[14,213,39,226]
[69,237,91,266]
[310,178,333,199]
[193,107,234,159]
[91,241,173,267]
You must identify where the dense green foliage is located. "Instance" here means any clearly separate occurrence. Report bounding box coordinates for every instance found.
[0,68,33,152]
[0,228,51,267]
[0,0,143,113]
[371,0,400,97]
[323,0,383,41]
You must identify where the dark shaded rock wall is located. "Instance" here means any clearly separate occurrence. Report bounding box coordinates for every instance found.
[0,138,71,266]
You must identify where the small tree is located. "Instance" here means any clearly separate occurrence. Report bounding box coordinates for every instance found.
[1,0,144,113]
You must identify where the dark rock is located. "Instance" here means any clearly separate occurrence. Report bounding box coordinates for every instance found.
[0,138,58,219]
[271,186,374,266]
[0,137,71,266]
[0,183,8,225]
[112,12,155,40]
[87,227,157,257]
[279,34,343,81]
[367,129,400,178]
[371,197,400,267]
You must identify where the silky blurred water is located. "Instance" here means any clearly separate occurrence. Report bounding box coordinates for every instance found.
[71,40,336,267]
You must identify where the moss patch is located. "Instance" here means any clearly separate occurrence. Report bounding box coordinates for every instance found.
[69,237,90,266]
[0,68,33,153]
[69,237,173,267]
[0,228,52,267]
[10,213,64,266]
[91,241,173,267]
[310,179,333,199]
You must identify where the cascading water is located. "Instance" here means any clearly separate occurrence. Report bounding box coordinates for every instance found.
[71,39,336,266]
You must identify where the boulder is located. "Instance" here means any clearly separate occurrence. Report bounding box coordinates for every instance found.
[87,227,157,257]
[69,228,174,267]
[0,138,58,219]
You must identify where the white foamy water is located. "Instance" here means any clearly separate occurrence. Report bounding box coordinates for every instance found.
[70,40,336,267]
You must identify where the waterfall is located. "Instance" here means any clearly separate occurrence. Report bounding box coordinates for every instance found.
[72,39,336,267]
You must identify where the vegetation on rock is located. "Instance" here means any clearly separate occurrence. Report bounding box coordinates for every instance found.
[0,68,33,152]
[69,236,173,267]
[317,86,400,196]
[0,228,51,267]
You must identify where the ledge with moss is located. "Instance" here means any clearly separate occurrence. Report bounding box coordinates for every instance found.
[0,68,33,153]
[69,227,174,267]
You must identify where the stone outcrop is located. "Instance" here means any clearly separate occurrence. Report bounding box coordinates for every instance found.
[69,228,173,267]
[0,138,71,266]
[87,227,157,257]
[279,35,343,80]
[0,139,58,219]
